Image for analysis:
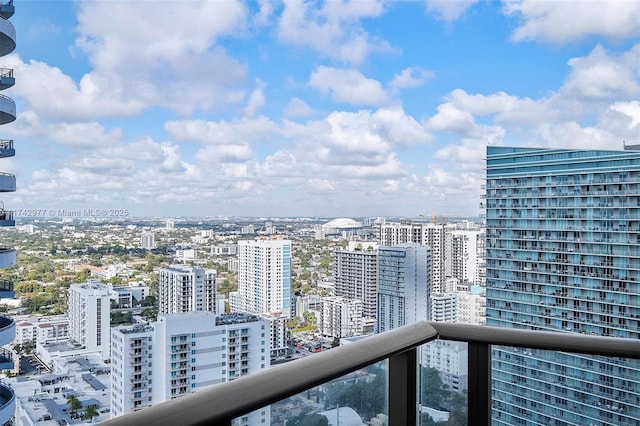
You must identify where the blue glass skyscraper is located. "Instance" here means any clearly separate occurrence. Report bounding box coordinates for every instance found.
[485,147,639,425]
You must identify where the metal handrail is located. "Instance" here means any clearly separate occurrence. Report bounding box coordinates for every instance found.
[0,139,12,150]
[102,322,640,426]
[0,68,12,79]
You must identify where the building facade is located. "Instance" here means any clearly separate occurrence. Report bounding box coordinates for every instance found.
[430,293,458,323]
[377,244,432,333]
[0,4,16,422]
[332,241,379,320]
[237,239,292,317]
[451,229,484,286]
[68,280,112,360]
[319,296,363,338]
[158,265,219,315]
[379,222,447,293]
[111,312,270,424]
[485,147,640,425]
[141,232,155,250]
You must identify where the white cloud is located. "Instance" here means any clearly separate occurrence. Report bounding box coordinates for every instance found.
[244,88,266,117]
[389,67,435,90]
[425,0,478,22]
[370,108,433,147]
[283,97,315,118]
[277,0,393,64]
[254,0,275,27]
[165,117,279,145]
[610,101,640,128]
[196,144,254,164]
[425,103,476,135]
[71,1,248,117]
[446,89,549,125]
[48,122,123,147]
[560,44,640,101]
[503,0,640,43]
[309,67,389,106]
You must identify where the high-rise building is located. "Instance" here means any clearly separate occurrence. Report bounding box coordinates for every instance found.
[141,232,155,250]
[377,244,432,333]
[110,323,154,416]
[457,289,486,325]
[319,296,363,338]
[111,312,270,424]
[158,265,219,315]
[430,293,457,323]
[0,3,16,423]
[379,222,447,292]
[237,239,291,317]
[485,146,640,425]
[332,241,378,320]
[451,229,484,286]
[68,280,112,360]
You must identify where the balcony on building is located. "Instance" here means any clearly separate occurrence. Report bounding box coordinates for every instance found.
[0,172,14,192]
[0,95,14,125]
[0,14,14,58]
[0,247,15,268]
[0,68,12,91]
[0,383,14,426]
[0,1,13,20]
[0,209,13,227]
[0,315,14,347]
[0,140,13,159]
[102,321,640,426]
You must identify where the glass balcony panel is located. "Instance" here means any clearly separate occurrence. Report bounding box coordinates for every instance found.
[419,340,469,426]
[492,346,640,426]
[235,361,388,426]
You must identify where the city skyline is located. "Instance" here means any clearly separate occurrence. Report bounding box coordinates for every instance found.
[3,1,639,217]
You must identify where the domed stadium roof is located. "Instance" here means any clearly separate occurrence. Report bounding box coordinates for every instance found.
[322,218,362,229]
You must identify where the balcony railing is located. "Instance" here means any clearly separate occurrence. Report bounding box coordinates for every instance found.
[102,322,640,426]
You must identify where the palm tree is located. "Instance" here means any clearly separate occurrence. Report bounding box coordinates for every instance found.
[82,404,99,423]
[66,395,82,418]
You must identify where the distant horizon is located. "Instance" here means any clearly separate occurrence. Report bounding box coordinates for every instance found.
[4,1,638,217]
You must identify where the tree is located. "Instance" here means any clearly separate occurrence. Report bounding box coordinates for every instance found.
[285,413,328,426]
[82,404,99,423]
[67,395,82,418]
[420,366,450,409]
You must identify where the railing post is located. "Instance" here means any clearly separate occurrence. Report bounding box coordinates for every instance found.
[468,342,491,426]
[388,348,417,426]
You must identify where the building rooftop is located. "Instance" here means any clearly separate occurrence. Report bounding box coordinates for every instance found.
[215,312,260,325]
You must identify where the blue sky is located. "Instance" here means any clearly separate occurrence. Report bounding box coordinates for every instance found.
[2,0,639,218]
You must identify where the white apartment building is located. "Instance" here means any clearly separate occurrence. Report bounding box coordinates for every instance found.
[68,280,112,360]
[378,222,448,293]
[111,312,270,425]
[14,315,69,346]
[237,239,291,317]
[319,297,363,339]
[210,244,238,256]
[451,230,484,286]
[158,265,219,315]
[457,291,486,326]
[430,293,458,323]
[377,244,432,333]
[263,313,288,359]
[113,285,150,308]
[422,340,468,392]
[141,232,156,250]
[332,241,378,320]
[111,324,154,416]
